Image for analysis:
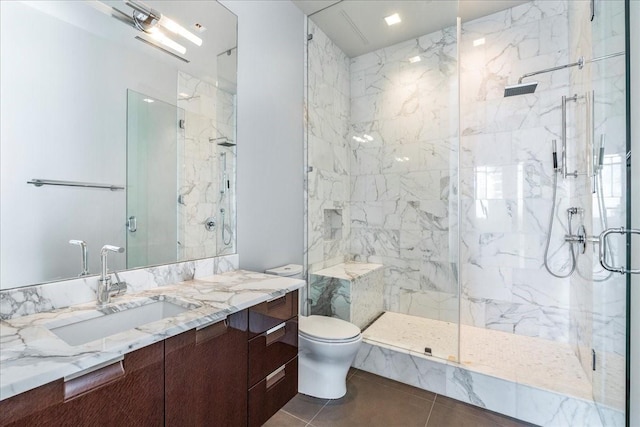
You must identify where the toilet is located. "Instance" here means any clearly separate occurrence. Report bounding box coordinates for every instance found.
[265,264,363,399]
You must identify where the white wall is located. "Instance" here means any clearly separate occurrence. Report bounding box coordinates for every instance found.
[630,1,639,424]
[220,1,305,272]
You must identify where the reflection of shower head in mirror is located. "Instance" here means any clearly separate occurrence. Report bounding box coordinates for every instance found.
[210,136,236,146]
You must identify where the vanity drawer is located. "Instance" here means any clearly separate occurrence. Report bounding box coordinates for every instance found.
[248,317,298,387]
[248,357,298,427]
[248,290,298,338]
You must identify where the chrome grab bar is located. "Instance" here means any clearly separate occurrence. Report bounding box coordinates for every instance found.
[27,179,124,191]
[598,227,640,274]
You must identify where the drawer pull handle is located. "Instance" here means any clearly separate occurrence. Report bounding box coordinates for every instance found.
[265,323,286,346]
[265,365,286,389]
[64,360,125,401]
[196,318,229,344]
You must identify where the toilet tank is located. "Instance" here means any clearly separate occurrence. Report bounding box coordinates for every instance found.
[265,264,303,279]
[265,264,306,315]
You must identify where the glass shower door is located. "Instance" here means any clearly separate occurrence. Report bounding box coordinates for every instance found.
[588,0,628,424]
[126,90,180,268]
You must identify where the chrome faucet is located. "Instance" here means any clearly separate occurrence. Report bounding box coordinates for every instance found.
[97,245,127,307]
[69,240,89,277]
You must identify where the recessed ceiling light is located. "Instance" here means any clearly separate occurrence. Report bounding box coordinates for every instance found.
[384,13,401,26]
[473,37,486,47]
[409,55,421,64]
[143,98,155,103]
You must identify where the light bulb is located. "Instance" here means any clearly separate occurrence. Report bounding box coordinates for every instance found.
[159,15,202,46]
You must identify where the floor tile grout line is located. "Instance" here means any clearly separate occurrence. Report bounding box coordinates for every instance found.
[353,372,436,402]
[424,394,438,427]
[281,409,315,425]
[306,398,331,426]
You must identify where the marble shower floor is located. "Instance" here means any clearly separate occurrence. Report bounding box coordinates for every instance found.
[363,312,592,401]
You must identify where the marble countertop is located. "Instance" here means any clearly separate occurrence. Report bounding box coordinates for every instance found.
[0,270,304,402]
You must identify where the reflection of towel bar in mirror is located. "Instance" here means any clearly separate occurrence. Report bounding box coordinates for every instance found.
[27,179,125,191]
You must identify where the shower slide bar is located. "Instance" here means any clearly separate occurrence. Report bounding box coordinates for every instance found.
[27,179,125,191]
[561,94,583,179]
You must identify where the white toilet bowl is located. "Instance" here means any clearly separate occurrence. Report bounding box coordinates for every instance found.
[298,315,362,399]
[264,265,363,399]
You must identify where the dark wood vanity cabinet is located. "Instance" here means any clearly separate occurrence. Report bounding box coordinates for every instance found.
[247,291,299,427]
[164,310,248,426]
[0,291,300,427]
[0,341,164,427]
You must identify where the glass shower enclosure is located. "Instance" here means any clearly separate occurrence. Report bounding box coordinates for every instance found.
[305,0,632,424]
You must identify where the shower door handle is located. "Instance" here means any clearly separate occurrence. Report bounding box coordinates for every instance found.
[127,216,137,233]
[598,227,640,274]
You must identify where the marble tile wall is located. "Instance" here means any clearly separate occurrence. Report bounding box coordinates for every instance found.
[348,26,459,320]
[306,21,352,274]
[459,1,575,342]
[177,72,236,261]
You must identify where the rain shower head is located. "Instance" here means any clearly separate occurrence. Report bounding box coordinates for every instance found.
[504,81,538,97]
[209,136,236,147]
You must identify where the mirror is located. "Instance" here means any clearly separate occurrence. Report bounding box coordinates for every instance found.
[0,1,237,290]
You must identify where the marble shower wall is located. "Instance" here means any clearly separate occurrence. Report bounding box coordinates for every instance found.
[308,2,625,358]
[349,27,459,321]
[458,1,576,342]
[178,72,236,260]
[306,21,352,273]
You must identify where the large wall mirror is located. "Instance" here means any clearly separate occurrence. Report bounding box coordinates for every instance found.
[0,1,237,290]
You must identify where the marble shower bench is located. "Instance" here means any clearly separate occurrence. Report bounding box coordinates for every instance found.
[308,262,383,329]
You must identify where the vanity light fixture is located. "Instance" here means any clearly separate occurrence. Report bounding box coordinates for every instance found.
[125,0,202,54]
[409,55,421,64]
[384,13,401,26]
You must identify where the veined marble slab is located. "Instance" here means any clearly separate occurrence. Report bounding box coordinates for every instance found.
[0,270,304,402]
[310,262,384,329]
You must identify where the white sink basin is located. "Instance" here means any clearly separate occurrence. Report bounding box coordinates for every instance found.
[48,300,190,346]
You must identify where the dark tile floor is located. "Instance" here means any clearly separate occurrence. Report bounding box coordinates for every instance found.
[264,369,537,427]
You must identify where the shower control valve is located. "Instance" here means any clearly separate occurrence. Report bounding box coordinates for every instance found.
[204,217,216,231]
[565,225,587,254]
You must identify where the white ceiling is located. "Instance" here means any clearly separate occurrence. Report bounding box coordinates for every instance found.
[293,0,529,57]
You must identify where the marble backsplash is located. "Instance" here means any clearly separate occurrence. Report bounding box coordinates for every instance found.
[0,254,238,320]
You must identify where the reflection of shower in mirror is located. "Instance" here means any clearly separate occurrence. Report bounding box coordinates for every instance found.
[219,152,232,246]
[219,152,228,196]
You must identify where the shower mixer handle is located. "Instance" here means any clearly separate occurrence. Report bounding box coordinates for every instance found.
[565,225,587,254]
